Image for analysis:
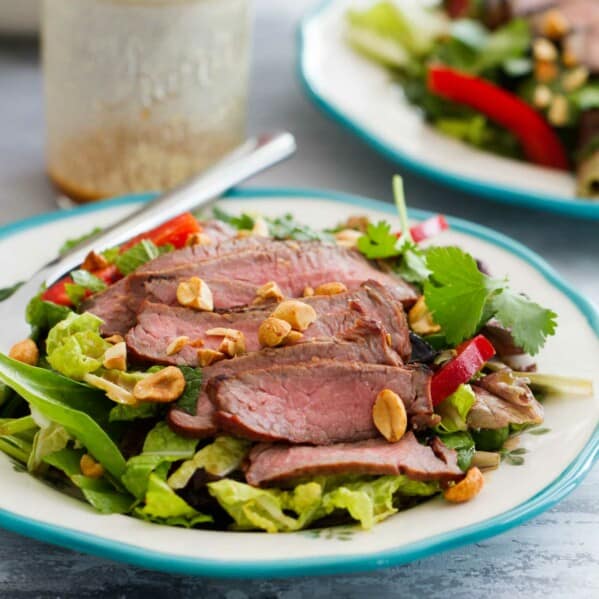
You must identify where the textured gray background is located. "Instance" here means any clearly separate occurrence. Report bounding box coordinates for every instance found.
[0,1,597,597]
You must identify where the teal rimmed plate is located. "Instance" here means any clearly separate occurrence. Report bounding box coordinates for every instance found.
[0,188,597,577]
[298,0,599,220]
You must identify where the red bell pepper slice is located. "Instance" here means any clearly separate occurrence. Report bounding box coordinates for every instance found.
[409,215,449,243]
[431,334,496,405]
[41,277,73,306]
[121,212,200,250]
[427,66,569,170]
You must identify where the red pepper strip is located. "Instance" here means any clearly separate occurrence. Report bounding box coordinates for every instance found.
[410,215,449,243]
[427,66,569,170]
[121,212,200,250]
[430,334,496,406]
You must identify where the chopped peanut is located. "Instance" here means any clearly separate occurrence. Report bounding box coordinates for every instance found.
[443,467,484,503]
[205,328,243,339]
[8,339,39,366]
[343,215,370,232]
[562,46,579,69]
[84,373,137,405]
[103,341,127,371]
[534,60,558,83]
[372,389,407,443]
[80,454,104,479]
[81,250,108,272]
[188,338,205,348]
[385,333,392,347]
[271,300,317,332]
[258,317,292,347]
[533,38,558,62]
[166,336,190,356]
[104,334,124,345]
[303,286,314,297]
[185,232,212,246]
[533,85,553,109]
[255,281,284,303]
[236,229,252,239]
[540,9,569,40]
[548,94,569,126]
[176,277,213,311]
[284,330,304,345]
[409,297,441,336]
[132,366,186,403]
[197,348,226,367]
[218,334,246,358]
[313,282,347,296]
[334,229,362,249]
[562,66,589,92]
[251,216,269,237]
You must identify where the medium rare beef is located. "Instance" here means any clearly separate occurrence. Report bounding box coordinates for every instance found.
[244,432,463,486]
[167,319,403,438]
[127,280,412,366]
[87,239,416,335]
[210,361,438,444]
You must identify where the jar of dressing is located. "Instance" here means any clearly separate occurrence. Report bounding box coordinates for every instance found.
[42,0,251,202]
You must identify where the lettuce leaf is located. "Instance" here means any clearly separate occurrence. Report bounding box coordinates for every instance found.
[114,240,173,275]
[27,422,70,472]
[46,312,109,379]
[208,475,439,532]
[434,384,476,433]
[168,436,251,489]
[134,473,211,527]
[121,422,198,499]
[438,431,475,471]
[25,293,71,339]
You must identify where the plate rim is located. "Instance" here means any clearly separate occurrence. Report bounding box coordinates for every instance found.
[297,0,599,221]
[0,186,597,578]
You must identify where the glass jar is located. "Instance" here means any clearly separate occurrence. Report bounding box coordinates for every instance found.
[42,0,251,202]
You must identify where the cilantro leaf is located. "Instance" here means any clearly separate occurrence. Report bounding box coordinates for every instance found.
[0,281,24,301]
[266,214,330,241]
[114,240,173,275]
[212,207,255,231]
[58,227,102,255]
[490,291,557,355]
[395,241,430,284]
[357,221,400,259]
[424,246,493,344]
[65,270,108,306]
[175,366,203,415]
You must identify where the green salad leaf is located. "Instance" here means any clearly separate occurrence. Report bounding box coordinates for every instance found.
[174,367,203,415]
[65,270,107,306]
[267,214,331,242]
[109,402,161,422]
[0,281,24,301]
[46,312,109,379]
[58,227,102,255]
[0,354,126,479]
[435,384,476,434]
[212,207,255,231]
[437,431,476,471]
[44,448,134,514]
[114,240,173,275]
[26,293,71,339]
[357,221,399,259]
[168,436,251,490]
[27,422,70,472]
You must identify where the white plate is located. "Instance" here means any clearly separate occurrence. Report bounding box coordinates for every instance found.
[299,0,599,220]
[0,188,597,577]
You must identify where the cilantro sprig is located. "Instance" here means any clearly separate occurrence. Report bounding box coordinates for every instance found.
[424,246,557,354]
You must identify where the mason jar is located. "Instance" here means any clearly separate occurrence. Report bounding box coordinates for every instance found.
[42,0,251,202]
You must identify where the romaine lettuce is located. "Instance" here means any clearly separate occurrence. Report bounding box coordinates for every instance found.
[434,384,476,433]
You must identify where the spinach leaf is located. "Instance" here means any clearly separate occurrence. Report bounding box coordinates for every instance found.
[0,354,126,479]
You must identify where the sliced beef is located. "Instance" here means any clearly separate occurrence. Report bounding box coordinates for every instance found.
[126,281,412,366]
[87,239,416,336]
[210,361,438,444]
[468,371,543,429]
[167,319,402,438]
[244,432,463,487]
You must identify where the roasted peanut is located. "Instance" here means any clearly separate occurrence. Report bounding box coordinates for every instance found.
[188,338,205,348]
[205,328,243,338]
[271,300,317,331]
[166,336,190,356]
[533,38,557,62]
[313,282,347,296]
[562,66,588,92]
[372,389,407,443]
[303,286,314,297]
[334,229,363,249]
[104,334,124,345]
[533,85,553,109]
[215,330,246,357]
[176,277,213,311]
[540,9,569,39]
[443,467,485,503]
[8,338,39,366]
[548,94,569,126]
[185,232,212,246]
[80,454,104,479]
[251,216,269,237]
[255,281,284,303]
[284,330,304,345]
[258,317,292,347]
[81,250,109,272]
[197,348,226,367]
[535,59,558,83]
[343,215,370,232]
[133,366,186,403]
[103,341,127,371]
[408,297,441,335]
[84,373,137,405]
